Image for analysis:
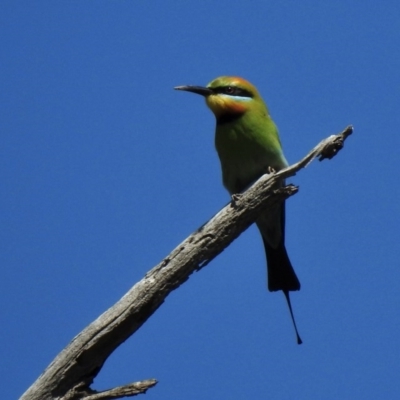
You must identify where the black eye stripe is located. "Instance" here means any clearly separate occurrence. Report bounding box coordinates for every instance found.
[212,86,253,98]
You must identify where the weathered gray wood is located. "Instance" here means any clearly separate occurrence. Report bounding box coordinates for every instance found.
[20,126,353,400]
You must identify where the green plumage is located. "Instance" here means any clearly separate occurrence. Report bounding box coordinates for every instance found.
[215,109,300,292]
[175,76,302,344]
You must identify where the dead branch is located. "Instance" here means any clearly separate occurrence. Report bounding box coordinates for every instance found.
[20,126,353,400]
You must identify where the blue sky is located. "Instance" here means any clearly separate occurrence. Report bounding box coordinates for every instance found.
[1,1,399,399]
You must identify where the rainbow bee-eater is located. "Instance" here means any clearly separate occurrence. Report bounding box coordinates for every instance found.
[175,76,302,344]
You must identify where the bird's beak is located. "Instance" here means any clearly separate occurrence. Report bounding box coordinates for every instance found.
[174,85,213,97]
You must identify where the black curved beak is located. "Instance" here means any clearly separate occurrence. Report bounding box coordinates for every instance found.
[174,85,213,97]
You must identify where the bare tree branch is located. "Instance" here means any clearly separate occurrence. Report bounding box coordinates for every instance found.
[63,380,157,400]
[20,126,353,400]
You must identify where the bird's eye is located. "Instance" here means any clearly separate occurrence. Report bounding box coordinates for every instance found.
[226,86,234,94]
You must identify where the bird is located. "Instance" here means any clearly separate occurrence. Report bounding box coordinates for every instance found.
[174,76,302,344]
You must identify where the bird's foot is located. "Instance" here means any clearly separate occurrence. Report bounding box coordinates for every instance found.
[267,166,276,174]
[231,193,242,207]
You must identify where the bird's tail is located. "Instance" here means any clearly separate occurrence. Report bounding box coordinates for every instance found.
[263,237,300,292]
[262,237,302,344]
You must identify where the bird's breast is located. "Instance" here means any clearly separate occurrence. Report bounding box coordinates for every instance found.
[215,118,287,194]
